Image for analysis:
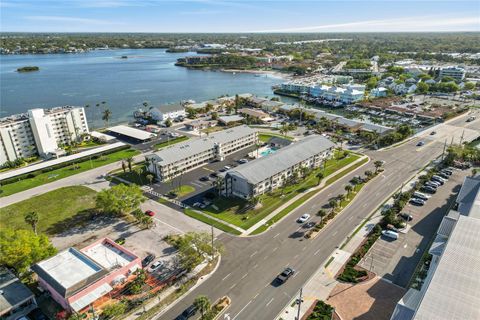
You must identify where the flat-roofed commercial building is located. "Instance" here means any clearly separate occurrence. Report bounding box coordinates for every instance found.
[438,66,466,81]
[32,238,140,313]
[0,106,89,165]
[391,175,480,320]
[222,135,335,199]
[147,125,257,181]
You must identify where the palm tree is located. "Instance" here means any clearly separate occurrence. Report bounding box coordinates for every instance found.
[126,157,134,172]
[146,174,154,185]
[24,212,39,234]
[317,209,327,222]
[316,172,324,186]
[365,170,373,179]
[102,108,112,128]
[374,160,383,173]
[345,184,353,197]
[337,194,345,205]
[133,167,143,184]
[121,161,127,173]
[193,295,211,319]
[329,199,337,213]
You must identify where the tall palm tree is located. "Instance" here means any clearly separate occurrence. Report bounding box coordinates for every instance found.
[126,157,134,172]
[329,199,337,213]
[316,172,324,186]
[345,184,353,197]
[374,160,383,173]
[102,108,112,128]
[24,212,39,234]
[193,295,211,319]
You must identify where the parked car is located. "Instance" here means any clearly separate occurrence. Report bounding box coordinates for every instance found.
[147,260,164,273]
[142,254,156,268]
[27,309,48,320]
[297,214,311,223]
[238,158,249,164]
[210,172,218,178]
[304,221,316,228]
[466,116,476,122]
[416,141,425,146]
[410,198,425,206]
[381,230,399,240]
[275,267,295,284]
[426,180,441,188]
[199,176,210,182]
[441,169,453,176]
[175,305,198,320]
[145,210,155,217]
[431,175,445,184]
[413,191,429,201]
[438,172,450,179]
[421,186,437,194]
[430,131,437,135]
[223,165,232,171]
[399,213,413,221]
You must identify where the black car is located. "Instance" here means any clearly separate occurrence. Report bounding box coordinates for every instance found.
[142,254,156,268]
[175,305,198,320]
[421,186,437,194]
[210,172,218,178]
[276,267,295,284]
[27,309,48,320]
[199,176,210,182]
[399,213,413,221]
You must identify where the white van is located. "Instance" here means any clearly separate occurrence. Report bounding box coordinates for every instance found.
[413,191,429,201]
[381,230,399,240]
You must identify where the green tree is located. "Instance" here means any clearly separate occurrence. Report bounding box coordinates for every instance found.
[186,107,198,119]
[366,76,378,90]
[121,161,127,173]
[194,295,211,319]
[211,112,218,120]
[101,301,127,319]
[146,174,154,185]
[416,81,429,94]
[317,209,327,222]
[96,184,146,215]
[102,108,112,128]
[24,211,39,234]
[126,157,134,172]
[174,232,223,270]
[165,118,172,127]
[316,172,324,186]
[345,184,353,197]
[464,82,475,90]
[373,160,384,173]
[0,228,57,276]
[139,216,154,229]
[329,199,338,213]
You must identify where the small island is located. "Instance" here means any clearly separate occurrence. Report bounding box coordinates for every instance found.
[17,66,40,72]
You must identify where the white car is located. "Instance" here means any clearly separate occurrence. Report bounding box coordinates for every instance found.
[147,260,164,273]
[297,214,311,223]
[381,230,399,240]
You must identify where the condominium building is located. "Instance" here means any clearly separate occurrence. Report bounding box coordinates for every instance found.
[438,66,466,81]
[147,125,257,181]
[222,135,335,199]
[391,175,480,320]
[0,106,89,165]
[150,104,186,122]
[309,85,364,104]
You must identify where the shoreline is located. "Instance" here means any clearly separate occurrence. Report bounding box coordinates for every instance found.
[221,68,292,80]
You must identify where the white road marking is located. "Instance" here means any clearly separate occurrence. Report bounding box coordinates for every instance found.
[253,293,260,300]
[232,300,252,320]
[250,251,258,258]
[222,273,232,281]
[332,231,338,236]
[266,298,274,307]
[314,249,321,256]
[293,271,300,278]
[294,254,299,259]
[273,247,278,252]
[273,233,280,238]
[363,203,368,208]
[152,217,184,234]
[347,216,353,221]
[229,283,237,290]
[263,255,269,260]
[253,263,258,269]
[241,273,248,280]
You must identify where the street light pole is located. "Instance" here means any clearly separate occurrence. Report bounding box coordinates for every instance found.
[296,287,303,320]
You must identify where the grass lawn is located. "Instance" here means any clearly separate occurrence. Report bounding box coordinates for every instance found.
[202,151,362,231]
[0,148,139,198]
[201,126,225,134]
[176,185,196,197]
[0,186,97,235]
[154,136,189,150]
[258,132,294,143]
[184,209,241,235]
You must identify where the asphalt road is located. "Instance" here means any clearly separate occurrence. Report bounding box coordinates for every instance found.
[158,111,479,320]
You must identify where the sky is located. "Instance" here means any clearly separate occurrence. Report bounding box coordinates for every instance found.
[1,0,479,33]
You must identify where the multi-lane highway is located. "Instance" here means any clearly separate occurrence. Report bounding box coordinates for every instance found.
[159,111,479,320]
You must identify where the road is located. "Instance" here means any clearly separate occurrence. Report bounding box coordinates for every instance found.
[159,111,480,320]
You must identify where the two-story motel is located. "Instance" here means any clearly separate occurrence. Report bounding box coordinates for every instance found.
[222,135,335,199]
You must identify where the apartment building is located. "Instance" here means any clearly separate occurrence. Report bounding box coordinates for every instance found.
[147,125,257,181]
[150,104,186,122]
[222,135,335,199]
[0,106,89,165]
[391,175,480,320]
[438,66,466,81]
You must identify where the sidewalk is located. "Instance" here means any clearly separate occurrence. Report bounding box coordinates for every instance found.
[243,155,369,235]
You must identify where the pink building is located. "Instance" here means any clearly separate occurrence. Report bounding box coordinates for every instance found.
[32,238,141,313]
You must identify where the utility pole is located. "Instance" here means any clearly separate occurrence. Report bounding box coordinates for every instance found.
[211,224,215,260]
[460,130,465,145]
[296,287,303,320]
[441,139,447,161]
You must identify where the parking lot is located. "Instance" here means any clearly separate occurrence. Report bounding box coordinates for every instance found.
[150,144,258,202]
[358,168,469,287]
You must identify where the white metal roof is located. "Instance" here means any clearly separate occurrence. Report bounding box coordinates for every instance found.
[70,283,113,312]
[108,125,156,141]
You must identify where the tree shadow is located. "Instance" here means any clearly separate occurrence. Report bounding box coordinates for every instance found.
[46,210,123,237]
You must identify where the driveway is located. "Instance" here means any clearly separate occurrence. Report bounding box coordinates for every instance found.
[358,168,469,287]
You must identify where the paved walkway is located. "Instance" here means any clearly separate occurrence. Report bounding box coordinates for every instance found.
[243,155,369,235]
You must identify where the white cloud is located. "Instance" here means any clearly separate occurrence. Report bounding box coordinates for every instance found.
[180,9,222,15]
[253,15,480,32]
[24,15,119,25]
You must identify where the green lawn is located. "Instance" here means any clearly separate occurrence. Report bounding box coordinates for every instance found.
[154,136,189,150]
[184,209,241,235]
[0,186,97,235]
[0,148,139,198]
[258,132,294,143]
[176,185,196,197]
[201,152,362,231]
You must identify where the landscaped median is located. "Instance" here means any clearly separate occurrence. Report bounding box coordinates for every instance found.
[0,147,139,197]
[250,155,369,235]
[187,151,367,235]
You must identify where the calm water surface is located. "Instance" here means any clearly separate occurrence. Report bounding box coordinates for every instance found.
[0,49,284,128]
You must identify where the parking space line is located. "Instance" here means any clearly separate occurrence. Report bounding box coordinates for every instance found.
[222,273,232,281]
[266,298,274,307]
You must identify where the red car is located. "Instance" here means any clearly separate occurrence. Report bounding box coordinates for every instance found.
[145,210,155,217]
